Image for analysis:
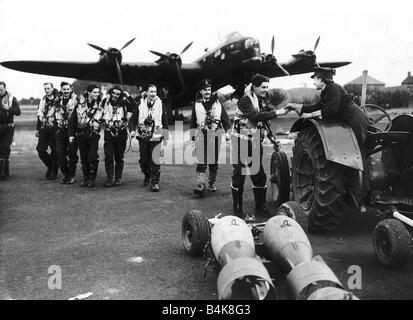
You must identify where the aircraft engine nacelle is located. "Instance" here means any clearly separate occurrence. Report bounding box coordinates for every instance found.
[154,52,182,68]
[263,216,358,300]
[261,53,276,63]
[98,48,122,65]
[210,215,275,300]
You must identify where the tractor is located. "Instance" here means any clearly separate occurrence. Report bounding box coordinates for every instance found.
[269,104,413,268]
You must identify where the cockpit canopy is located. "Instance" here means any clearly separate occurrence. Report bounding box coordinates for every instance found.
[244,38,260,50]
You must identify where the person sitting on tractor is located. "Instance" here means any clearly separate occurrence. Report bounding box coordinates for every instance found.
[287,67,369,148]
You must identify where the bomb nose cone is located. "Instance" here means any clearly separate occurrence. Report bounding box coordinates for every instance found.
[217,257,275,300]
[307,287,359,300]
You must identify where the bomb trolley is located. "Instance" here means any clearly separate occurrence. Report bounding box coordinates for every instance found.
[181,203,357,300]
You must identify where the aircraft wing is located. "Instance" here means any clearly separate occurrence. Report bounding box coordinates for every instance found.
[256,59,351,78]
[0,60,202,86]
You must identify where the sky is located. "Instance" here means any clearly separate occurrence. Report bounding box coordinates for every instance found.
[1,0,413,98]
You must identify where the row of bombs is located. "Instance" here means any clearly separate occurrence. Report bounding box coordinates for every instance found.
[182,202,358,300]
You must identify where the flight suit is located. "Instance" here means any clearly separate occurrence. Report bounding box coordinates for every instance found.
[190,93,231,193]
[101,94,136,186]
[36,92,59,179]
[68,96,104,187]
[55,92,79,182]
[231,89,278,217]
[129,96,168,189]
[0,91,21,179]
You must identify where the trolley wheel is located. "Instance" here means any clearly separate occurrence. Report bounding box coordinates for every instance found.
[182,209,211,257]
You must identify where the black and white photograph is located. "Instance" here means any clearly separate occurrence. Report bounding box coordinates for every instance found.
[1,0,412,307]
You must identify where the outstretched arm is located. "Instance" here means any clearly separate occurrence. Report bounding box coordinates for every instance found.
[238,96,278,122]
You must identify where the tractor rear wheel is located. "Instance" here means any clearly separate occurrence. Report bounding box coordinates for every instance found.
[270,151,291,209]
[182,210,211,257]
[292,126,346,232]
[372,219,412,268]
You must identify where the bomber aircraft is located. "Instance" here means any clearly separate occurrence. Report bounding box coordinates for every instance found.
[1,31,350,107]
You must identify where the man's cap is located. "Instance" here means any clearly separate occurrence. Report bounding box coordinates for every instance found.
[311,66,336,79]
[197,79,212,91]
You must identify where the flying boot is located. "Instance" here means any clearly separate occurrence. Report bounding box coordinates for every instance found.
[0,159,5,180]
[113,162,124,186]
[253,186,272,217]
[87,164,97,188]
[104,161,114,188]
[80,165,90,187]
[48,160,58,180]
[193,172,207,196]
[60,164,69,184]
[67,163,76,184]
[143,170,150,187]
[207,167,218,192]
[231,184,243,217]
[4,160,9,177]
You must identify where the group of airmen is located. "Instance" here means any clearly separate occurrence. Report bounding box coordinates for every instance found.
[0,67,369,221]
[34,81,168,191]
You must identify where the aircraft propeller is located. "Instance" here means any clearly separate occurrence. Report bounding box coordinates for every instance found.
[149,41,193,89]
[87,37,136,84]
[314,36,320,52]
[292,36,321,67]
[269,35,290,76]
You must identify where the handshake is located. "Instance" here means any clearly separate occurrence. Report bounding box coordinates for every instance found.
[274,103,303,116]
[285,103,321,119]
[285,103,303,115]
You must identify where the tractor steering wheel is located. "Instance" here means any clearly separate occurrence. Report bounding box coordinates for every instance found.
[362,104,392,133]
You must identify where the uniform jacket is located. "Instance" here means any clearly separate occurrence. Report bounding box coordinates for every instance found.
[190,93,231,132]
[128,95,169,140]
[68,95,104,137]
[101,95,137,131]
[302,82,361,120]
[37,90,60,130]
[55,92,78,129]
[235,89,278,124]
[0,91,21,125]
[301,82,370,146]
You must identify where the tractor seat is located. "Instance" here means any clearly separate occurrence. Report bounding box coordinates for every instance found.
[364,131,411,157]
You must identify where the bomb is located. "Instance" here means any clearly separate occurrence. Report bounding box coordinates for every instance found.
[210,215,275,300]
[263,215,358,300]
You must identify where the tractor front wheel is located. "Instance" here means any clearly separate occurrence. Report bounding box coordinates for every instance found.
[372,219,412,268]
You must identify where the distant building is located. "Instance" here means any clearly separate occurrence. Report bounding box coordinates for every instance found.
[345,72,386,90]
[401,71,413,87]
